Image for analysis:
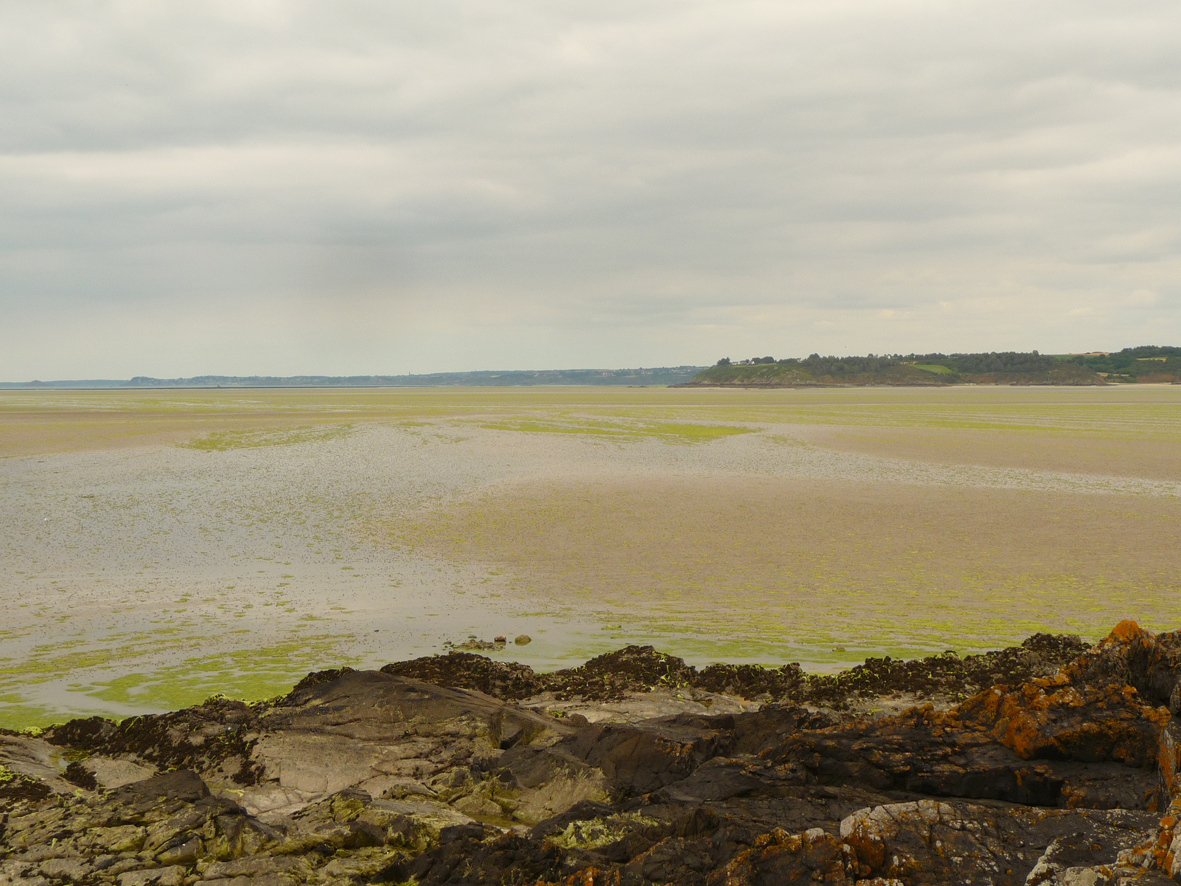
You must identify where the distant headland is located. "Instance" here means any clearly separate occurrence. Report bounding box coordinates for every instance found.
[682,345,1181,387]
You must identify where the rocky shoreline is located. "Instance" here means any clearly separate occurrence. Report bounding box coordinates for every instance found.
[3,623,1180,885]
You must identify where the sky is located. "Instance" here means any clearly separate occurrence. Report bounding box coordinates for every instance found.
[2,1,1180,379]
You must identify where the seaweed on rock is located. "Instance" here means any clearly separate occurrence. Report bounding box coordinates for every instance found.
[3,623,1180,885]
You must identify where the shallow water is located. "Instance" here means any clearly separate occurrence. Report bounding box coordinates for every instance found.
[1,422,612,726]
[2,385,1180,728]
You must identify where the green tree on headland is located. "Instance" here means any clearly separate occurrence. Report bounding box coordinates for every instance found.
[1062,346,1181,381]
[689,347,1179,387]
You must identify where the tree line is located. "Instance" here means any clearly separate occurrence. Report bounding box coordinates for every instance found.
[714,350,1067,376]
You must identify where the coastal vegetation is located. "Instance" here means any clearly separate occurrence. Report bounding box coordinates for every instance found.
[690,346,1181,387]
[1062,345,1181,381]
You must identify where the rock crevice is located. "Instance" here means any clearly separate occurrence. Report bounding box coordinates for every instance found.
[2,621,1179,885]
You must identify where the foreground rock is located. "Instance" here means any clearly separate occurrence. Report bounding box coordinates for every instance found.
[3,622,1181,884]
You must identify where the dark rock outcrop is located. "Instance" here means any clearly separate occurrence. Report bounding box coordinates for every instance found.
[3,622,1181,885]
[382,653,546,701]
[384,633,1089,708]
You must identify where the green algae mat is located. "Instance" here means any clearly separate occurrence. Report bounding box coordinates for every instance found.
[2,386,1180,729]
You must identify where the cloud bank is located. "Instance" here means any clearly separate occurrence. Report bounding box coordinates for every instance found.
[2,0,1180,377]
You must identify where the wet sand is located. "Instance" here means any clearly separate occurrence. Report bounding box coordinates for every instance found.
[2,385,1179,728]
[399,474,1181,665]
[802,425,1181,481]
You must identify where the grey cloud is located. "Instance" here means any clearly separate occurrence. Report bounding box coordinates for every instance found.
[1,0,1180,377]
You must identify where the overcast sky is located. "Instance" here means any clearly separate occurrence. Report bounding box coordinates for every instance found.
[2,1,1180,378]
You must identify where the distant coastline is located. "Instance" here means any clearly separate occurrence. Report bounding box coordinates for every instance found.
[0,366,706,390]
[5,347,1180,389]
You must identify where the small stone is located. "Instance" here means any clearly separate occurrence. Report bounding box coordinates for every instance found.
[494,636,507,644]
[155,834,202,866]
[514,635,531,646]
[454,794,503,818]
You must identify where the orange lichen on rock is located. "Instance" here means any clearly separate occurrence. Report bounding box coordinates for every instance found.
[953,661,1168,765]
[710,828,856,886]
[1159,723,1181,797]
[1107,619,1150,645]
[547,869,622,886]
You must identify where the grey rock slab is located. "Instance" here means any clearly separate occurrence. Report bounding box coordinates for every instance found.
[0,734,77,795]
[202,855,304,879]
[116,867,186,886]
[0,876,49,886]
[260,670,568,745]
[247,671,570,813]
[144,807,208,851]
[79,825,147,853]
[523,689,760,724]
[86,756,159,789]
[110,770,209,814]
[38,857,93,880]
[233,782,321,818]
[368,797,477,826]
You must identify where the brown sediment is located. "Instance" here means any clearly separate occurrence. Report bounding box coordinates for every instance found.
[799,423,1181,481]
[0,399,356,456]
[392,475,1181,655]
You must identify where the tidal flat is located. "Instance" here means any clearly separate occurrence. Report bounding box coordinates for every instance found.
[1,385,1179,729]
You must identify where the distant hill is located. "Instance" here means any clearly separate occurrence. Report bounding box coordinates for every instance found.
[1060,346,1181,383]
[684,347,1181,387]
[0,366,707,390]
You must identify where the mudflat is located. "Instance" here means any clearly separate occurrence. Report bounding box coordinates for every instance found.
[2,385,1179,728]
[397,475,1181,663]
